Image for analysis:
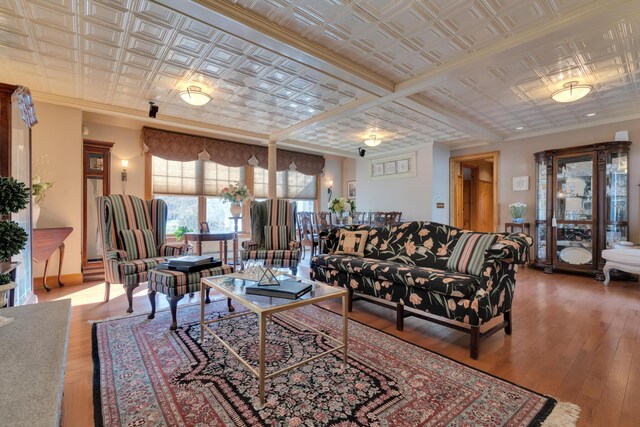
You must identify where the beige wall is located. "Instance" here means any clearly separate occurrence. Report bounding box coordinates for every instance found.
[321,155,343,209]
[451,119,640,242]
[32,102,83,277]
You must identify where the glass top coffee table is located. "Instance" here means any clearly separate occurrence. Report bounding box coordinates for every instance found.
[200,271,349,407]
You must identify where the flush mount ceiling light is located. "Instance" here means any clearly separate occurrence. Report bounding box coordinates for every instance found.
[180,85,212,106]
[363,134,382,147]
[551,81,592,103]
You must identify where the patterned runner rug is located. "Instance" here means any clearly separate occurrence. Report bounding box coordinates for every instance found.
[93,300,579,426]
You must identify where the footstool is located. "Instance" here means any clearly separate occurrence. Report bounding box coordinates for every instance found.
[147,265,235,330]
[602,247,640,285]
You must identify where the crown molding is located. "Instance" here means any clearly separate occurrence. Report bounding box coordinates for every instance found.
[32,91,270,142]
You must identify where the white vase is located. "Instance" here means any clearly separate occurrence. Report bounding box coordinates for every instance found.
[230,202,242,218]
[32,196,40,228]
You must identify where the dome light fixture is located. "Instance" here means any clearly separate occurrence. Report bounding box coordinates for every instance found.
[363,134,382,147]
[551,81,592,103]
[180,85,212,106]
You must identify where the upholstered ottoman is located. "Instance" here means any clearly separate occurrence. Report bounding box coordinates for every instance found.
[147,265,235,330]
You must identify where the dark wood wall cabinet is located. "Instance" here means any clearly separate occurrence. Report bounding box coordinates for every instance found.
[82,140,113,281]
[534,141,631,280]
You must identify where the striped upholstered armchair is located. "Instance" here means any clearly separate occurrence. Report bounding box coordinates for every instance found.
[98,194,186,313]
[241,199,301,275]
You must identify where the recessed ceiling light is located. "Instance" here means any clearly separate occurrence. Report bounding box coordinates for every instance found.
[586,113,596,117]
[515,126,524,130]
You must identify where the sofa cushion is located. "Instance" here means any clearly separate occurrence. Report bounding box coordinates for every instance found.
[314,254,479,298]
[120,228,158,260]
[264,225,289,250]
[446,233,499,276]
[335,230,369,257]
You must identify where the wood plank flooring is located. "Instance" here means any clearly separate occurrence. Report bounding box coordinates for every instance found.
[36,262,640,427]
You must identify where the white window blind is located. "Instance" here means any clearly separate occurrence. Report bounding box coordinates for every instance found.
[152,157,198,195]
[253,167,316,200]
[152,156,244,196]
[203,162,243,196]
[286,170,316,200]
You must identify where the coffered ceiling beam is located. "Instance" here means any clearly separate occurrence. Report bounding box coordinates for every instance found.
[396,96,502,143]
[268,0,633,143]
[155,0,393,96]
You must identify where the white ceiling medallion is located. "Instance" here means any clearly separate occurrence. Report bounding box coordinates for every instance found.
[180,85,212,106]
[551,81,593,103]
[363,134,382,147]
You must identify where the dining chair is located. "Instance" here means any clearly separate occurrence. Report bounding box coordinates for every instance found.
[296,211,318,259]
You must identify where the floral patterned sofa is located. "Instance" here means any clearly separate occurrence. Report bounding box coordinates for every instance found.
[310,221,531,359]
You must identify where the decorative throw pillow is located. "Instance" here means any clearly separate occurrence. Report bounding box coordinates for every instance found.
[335,230,369,257]
[120,228,158,260]
[446,233,500,276]
[264,225,290,250]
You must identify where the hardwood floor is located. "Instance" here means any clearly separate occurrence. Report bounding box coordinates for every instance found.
[37,263,640,427]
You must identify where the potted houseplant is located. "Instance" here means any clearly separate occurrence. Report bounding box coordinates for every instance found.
[220,182,250,218]
[0,176,30,327]
[173,225,192,241]
[508,202,527,223]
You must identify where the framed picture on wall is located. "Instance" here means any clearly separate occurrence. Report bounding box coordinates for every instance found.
[512,176,529,191]
[368,152,416,181]
[347,181,356,198]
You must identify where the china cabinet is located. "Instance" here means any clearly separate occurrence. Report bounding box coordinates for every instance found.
[534,141,630,279]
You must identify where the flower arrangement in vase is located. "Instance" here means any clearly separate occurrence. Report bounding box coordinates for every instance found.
[31,174,53,227]
[508,202,527,223]
[220,182,250,217]
[328,197,356,224]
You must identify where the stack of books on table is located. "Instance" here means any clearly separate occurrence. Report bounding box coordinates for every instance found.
[245,279,312,300]
[164,256,222,273]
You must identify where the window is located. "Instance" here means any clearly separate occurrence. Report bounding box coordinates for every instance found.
[152,156,244,233]
[295,200,315,212]
[155,195,198,234]
[254,167,317,201]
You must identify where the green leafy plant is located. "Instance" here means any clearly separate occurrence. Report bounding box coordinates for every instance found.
[0,176,30,262]
[0,273,11,286]
[0,177,29,215]
[174,225,193,240]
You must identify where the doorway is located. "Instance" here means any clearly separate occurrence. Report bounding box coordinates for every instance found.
[450,152,499,232]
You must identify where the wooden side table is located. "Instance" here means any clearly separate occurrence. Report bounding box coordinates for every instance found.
[504,222,531,267]
[32,227,73,292]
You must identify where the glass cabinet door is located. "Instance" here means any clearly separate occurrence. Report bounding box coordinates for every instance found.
[605,151,628,248]
[556,224,593,265]
[535,157,547,261]
[555,154,593,222]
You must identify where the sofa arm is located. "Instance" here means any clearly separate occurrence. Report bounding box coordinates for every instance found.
[159,242,187,257]
[105,249,128,262]
[491,233,532,264]
[242,240,258,250]
[470,258,518,325]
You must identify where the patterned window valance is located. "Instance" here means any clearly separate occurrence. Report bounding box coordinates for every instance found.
[141,127,325,176]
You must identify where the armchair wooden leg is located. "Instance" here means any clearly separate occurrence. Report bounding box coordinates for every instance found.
[504,310,512,335]
[227,297,235,312]
[104,281,111,302]
[470,326,480,359]
[205,288,211,304]
[147,290,157,319]
[168,295,184,331]
[125,284,138,314]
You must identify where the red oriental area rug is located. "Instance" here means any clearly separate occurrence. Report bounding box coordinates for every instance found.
[92,300,579,426]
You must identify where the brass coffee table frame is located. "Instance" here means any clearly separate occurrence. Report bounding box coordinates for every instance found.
[200,273,349,407]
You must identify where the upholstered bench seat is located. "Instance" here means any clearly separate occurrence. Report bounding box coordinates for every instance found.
[147,264,234,330]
